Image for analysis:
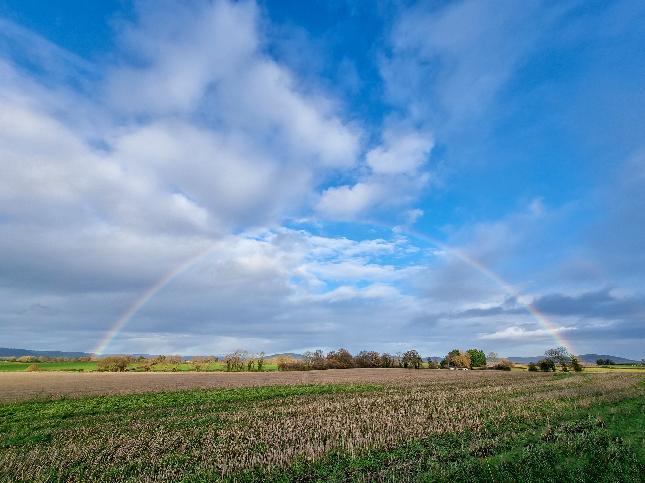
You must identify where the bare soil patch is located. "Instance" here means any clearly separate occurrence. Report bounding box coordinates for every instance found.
[0,368,518,402]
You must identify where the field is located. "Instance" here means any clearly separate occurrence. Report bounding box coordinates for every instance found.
[1,370,643,481]
[0,368,448,403]
[0,360,280,373]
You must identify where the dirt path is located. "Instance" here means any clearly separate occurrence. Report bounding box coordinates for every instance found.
[0,369,514,403]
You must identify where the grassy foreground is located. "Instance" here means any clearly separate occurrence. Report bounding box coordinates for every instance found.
[0,373,643,481]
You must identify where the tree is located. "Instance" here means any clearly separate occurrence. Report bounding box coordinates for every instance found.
[487,352,499,364]
[527,362,538,372]
[256,352,265,371]
[466,349,487,368]
[303,350,327,370]
[224,350,245,371]
[380,353,394,368]
[544,346,573,371]
[402,350,423,369]
[571,356,583,372]
[355,351,382,368]
[537,358,556,372]
[326,348,354,369]
[97,356,129,372]
[442,350,471,369]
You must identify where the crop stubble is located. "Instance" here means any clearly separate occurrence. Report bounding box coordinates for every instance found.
[1,370,642,481]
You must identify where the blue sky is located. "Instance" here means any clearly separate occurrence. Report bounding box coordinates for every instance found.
[0,0,644,358]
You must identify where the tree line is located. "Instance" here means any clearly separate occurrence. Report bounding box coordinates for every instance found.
[277,348,515,371]
[3,346,601,373]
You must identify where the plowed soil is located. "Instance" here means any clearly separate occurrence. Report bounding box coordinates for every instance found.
[0,368,509,402]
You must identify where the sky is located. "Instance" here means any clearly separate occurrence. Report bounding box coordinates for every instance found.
[0,0,644,358]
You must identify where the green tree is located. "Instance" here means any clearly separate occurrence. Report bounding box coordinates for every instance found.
[466,349,487,368]
[545,346,573,371]
[97,356,129,372]
[402,350,423,369]
[537,358,556,372]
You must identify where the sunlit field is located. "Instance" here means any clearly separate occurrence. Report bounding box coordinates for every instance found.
[1,371,643,481]
[0,360,280,373]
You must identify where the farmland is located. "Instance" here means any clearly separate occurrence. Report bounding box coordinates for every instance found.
[0,360,280,373]
[1,370,643,481]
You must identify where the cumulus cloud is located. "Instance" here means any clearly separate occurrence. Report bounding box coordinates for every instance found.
[366,128,433,175]
[107,0,359,168]
[316,125,433,220]
[0,1,374,353]
[1,0,643,359]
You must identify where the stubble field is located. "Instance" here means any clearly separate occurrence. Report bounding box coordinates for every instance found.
[1,370,643,481]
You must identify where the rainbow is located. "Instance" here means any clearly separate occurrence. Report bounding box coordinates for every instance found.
[92,244,216,355]
[401,227,576,354]
[92,227,575,355]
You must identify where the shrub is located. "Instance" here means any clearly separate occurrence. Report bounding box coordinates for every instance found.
[224,351,245,372]
[426,358,439,369]
[537,358,556,372]
[97,356,129,372]
[527,362,538,372]
[277,360,308,371]
[571,356,583,372]
[192,356,217,363]
[17,356,37,363]
[493,359,513,371]
[257,352,265,371]
[150,355,166,365]
[25,363,39,372]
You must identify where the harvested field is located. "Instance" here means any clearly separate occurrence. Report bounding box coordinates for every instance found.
[2,368,511,403]
[1,371,643,481]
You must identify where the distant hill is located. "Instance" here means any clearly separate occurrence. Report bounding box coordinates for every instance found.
[2,347,640,365]
[508,353,640,364]
[0,347,93,358]
[577,354,641,364]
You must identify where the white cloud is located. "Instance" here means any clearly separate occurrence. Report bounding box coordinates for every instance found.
[316,182,384,219]
[316,121,433,220]
[480,325,576,341]
[107,0,360,168]
[366,128,433,175]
